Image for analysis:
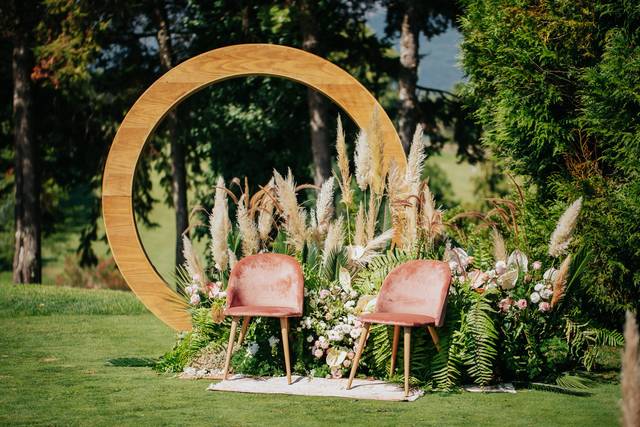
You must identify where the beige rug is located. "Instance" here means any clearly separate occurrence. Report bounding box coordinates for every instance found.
[207,375,424,401]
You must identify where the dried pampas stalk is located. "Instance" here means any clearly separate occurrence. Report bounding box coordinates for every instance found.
[387,162,410,249]
[365,192,380,243]
[551,254,571,307]
[549,197,583,257]
[322,217,344,265]
[622,311,640,427]
[315,176,335,234]
[182,235,206,287]
[209,176,230,271]
[274,169,307,252]
[354,202,366,247]
[228,249,238,270]
[354,130,370,191]
[421,184,443,244]
[237,194,259,257]
[335,115,353,207]
[358,228,394,265]
[492,228,507,262]
[367,106,386,196]
[257,179,275,242]
[406,125,425,190]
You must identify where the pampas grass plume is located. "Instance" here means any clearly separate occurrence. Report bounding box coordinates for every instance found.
[237,194,259,256]
[549,197,583,257]
[209,176,230,271]
[354,130,370,191]
[315,176,335,234]
[258,179,275,242]
[551,254,571,308]
[354,202,366,247]
[492,228,507,262]
[335,115,353,207]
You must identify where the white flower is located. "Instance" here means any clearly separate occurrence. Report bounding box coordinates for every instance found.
[189,293,201,305]
[534,283,545,292]
[349,327,362,339]
[307,335,314,343]
[530,292,541,304]
[345,300,356,309]
[326,348,347,368]
[246,342,259,356]
[348,245,365,261]
[495,260,507,275]
[185,284,199,296]
[328,330,344,341]
[543,268,559,283]
[268,336,280,348]
[497,270,518,290]
[541,288,553,300]
[507,250,528,272]
[339,268,352,289]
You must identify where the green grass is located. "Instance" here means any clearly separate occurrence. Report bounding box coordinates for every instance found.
[0,281,622,426]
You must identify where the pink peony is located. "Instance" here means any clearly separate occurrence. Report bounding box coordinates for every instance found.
[516,299,527,310]
[538,302,551,312]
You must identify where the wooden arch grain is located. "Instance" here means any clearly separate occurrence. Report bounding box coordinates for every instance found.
[102,44,406,331]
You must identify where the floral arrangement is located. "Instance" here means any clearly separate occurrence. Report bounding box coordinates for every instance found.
[157,111,623,392]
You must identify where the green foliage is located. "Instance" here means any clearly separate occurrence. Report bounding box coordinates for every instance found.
[463,291,499,386]
[460,0,640,322]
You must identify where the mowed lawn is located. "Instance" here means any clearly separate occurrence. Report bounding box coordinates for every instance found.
[0,282,622,426]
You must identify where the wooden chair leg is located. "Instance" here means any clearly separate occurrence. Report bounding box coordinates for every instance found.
[390,325,400,376]
[347,322,371,390]
[427,325,441,352]
[237,316,252,347]
[280,317,292,385]
[404,327,411,397]
[222,317,239,380]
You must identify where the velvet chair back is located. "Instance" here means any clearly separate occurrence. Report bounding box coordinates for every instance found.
[226,253,304,313]
[375,260,451,327]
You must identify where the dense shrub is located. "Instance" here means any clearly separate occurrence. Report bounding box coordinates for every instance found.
[460,0,640,323]
[55,255,129,291]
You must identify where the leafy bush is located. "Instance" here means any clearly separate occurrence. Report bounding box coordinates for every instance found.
[459,0,640,323]
[55,255,128,291]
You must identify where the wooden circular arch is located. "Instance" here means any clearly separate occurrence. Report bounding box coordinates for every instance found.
[102,44,406,331]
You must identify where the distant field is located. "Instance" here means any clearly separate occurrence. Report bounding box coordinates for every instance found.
[0,281,624,426]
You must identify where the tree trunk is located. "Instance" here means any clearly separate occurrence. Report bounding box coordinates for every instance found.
[12,29,41,284]
[299,1,331,186]
[398,6,420,153]
[153,2,188,277]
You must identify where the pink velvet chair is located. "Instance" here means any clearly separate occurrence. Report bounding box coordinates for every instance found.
[347,260,451,396]
[222,253,304,384]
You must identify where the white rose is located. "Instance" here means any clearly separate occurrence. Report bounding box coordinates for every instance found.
[534,283,544,292]
[530,292,541,304]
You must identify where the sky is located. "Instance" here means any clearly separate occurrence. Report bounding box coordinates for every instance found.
[366,7,464,91]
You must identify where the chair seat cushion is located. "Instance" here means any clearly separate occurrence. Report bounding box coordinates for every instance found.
[224,305,302,317]
[359,312,436,327]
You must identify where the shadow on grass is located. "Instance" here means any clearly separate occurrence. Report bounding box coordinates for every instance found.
[105,357,157,368]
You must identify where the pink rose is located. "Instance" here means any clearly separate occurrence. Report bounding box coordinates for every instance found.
[343,359,351,368]
[347,351,355,360]
[313,348,324,358]
[532,261,542,270]
[538,302,551,312]
[189,293,201,305]
[516,299,527,310]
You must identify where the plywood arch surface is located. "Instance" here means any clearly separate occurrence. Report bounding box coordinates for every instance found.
[102,44,405,331]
